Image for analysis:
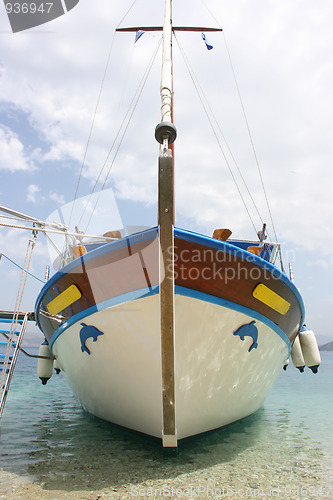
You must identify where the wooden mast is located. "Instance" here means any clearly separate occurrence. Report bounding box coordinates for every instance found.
[155,0,177,448]
[116,7,221,449]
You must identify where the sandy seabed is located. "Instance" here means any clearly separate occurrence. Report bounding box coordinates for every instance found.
[1,433,331,500]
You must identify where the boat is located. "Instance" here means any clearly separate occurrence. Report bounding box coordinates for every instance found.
[8,1,315,447]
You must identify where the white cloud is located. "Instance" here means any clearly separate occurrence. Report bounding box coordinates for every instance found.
[0,227,47,260]
[49,191,65,205]
[26,184,40,203]
[0,126,33,171]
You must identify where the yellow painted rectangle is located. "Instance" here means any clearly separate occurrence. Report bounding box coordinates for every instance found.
[253,283,290,315]
[46,285,82,316]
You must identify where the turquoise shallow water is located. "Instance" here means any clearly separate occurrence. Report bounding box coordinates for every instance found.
[0,350,332,499]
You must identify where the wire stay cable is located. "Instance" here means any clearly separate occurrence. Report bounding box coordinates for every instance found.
[0,253,44,283]
[80,37,163,233]
[175,33,258,236]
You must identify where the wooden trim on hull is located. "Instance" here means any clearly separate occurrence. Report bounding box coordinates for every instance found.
[36,229,160,342]
[35,228,303,347]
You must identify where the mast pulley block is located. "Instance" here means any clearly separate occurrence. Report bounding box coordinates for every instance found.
[155,122,177,145]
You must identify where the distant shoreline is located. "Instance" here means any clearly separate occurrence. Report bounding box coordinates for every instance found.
[319,341,333,351]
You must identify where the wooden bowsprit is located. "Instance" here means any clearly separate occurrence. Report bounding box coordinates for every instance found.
[158,147,176,447]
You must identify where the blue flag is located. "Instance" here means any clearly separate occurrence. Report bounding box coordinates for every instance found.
[135,30,145,43]
[201,33,213,50]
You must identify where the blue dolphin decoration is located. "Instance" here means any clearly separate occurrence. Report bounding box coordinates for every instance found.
[233,320,258,352]
[79,323,104,355]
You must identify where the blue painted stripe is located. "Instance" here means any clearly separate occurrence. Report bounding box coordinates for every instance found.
[49,285,159,352]
[175,285,291,354]
[0,318,23,324]
[48,282,290,356]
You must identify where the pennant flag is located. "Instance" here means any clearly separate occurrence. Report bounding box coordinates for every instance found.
[135,30,145,43]
[201,33,213,50]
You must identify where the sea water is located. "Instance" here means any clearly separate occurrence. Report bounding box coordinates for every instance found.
[0,350,332,499]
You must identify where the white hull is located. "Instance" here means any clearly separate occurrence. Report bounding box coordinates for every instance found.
[52,290,289,440]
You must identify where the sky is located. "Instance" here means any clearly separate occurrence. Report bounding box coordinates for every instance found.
[0,0,332,345]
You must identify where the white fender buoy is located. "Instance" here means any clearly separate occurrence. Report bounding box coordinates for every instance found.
[291,335,305,372]
[53,357,61,375]
[37,339,54,385]
[299,325,321,373]
[283,358,289,371]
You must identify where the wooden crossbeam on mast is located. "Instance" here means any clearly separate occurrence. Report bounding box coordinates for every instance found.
[116,26,222,32]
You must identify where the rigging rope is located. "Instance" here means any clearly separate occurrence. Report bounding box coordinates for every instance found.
[0,231,37,390]
[0,220,112,240]
[200,0,223,29]
[174,33,258,236]
[200,0,285,269]
[69,0,139,229]
[187,45,267,236]
[222,33,284,270]
[79,37,163,233]
[117,0,138,28]
[68,32,118,228]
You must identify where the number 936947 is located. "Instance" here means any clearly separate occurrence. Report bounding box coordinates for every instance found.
[5,3,54,15]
